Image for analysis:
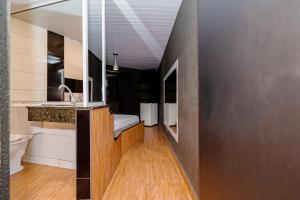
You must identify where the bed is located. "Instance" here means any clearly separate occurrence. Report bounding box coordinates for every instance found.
[113,114,144,154]
[90,108,144,199]
[114,114,140,139]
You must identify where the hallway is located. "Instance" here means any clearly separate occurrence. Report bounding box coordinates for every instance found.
[103,126,193,200]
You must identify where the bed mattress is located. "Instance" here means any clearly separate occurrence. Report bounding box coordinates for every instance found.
[114,114,140,138]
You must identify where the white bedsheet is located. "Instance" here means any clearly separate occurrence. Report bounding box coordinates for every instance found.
[114,114,140,138]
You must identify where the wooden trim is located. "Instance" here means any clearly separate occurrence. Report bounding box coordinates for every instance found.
[161,127,199,200]
[121,122,145,155]
[121,121,144,133]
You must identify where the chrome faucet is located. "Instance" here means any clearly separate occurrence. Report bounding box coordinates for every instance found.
[58,84,76,104]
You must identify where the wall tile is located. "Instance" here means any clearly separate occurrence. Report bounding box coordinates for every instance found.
[11,51,47,74]
[26,134,59,158]
[11,17,47,41]
[11,71,47,91]
[64,37,83,80]
[10,90,47,102]
[11,33,47,58]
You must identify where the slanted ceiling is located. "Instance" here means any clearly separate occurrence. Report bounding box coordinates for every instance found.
[11,0,182,69]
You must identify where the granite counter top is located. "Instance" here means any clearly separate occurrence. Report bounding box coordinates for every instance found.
[26,102,107,123]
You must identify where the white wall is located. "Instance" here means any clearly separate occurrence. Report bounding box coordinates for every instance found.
[23,122,76,169]
[10,17,47,135]
[10,17,47,102]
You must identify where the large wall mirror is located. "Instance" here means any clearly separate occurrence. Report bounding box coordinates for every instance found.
[11,0,105,105]
[164,60,178,142]
[12,0,84,102]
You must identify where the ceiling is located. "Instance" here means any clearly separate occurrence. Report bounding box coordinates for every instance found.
[12,0,82,42]
[11,0,182,69]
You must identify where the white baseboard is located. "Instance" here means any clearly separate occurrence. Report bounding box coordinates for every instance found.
[59,160,76,169]
[23,155,76,170]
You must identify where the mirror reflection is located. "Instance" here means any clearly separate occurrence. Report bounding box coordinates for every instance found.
[12,0,84,103]
[164,60,178,141]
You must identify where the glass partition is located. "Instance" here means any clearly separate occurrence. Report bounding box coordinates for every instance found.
[88,0,105,103]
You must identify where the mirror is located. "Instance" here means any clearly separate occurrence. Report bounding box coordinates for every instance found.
[164,60,178,142]
[12,0,84,102]
[12,0,105,104]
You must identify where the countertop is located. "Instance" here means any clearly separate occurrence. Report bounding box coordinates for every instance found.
[24,102,107,109]
[24,102,108,123]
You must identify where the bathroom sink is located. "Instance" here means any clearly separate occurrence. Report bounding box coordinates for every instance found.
[41,102,73,107]
[41,102,83,107]
[40,102,105,107]
[27,101,105,109]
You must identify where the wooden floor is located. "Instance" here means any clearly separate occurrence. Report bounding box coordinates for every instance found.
[10,163,75,200]
[102,126,192,200]
[10,126,191,200]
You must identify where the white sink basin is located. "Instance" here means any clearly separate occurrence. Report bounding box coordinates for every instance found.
[23,101,104,108]
[41,102,83,107]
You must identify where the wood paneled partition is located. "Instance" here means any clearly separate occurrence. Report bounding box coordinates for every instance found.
[91,107,122,200]
[77,107,145,199]
[121,122,144,154]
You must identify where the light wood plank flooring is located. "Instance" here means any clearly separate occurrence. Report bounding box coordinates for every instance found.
[102,126,192,200]
[10,126,191,200]
[10,163,75,200]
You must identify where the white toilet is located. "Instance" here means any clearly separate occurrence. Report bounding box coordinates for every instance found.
[10,134,32,175]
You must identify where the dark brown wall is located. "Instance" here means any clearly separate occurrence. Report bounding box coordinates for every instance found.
[107,67,159,116]
[47,31,64,101]
[159,0,199,197]
[88,51,103,101]
[198,0,300,199]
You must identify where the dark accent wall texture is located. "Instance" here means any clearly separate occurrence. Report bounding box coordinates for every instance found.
[198,0,300,199]
[107,67,159,116]
[89,51,102,102]
[47,31,64,101]
[0,0,10,199]
[64,51,103,102]
[159,0,199,197]
[47,37,103,102]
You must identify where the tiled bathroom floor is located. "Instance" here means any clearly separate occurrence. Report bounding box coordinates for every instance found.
[10,163,75,200]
